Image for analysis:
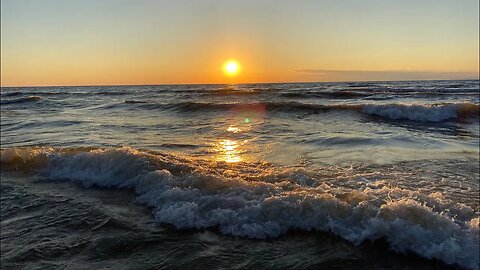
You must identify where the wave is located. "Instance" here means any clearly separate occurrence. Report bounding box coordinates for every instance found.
[172,88,263,96]
[95,91,130,96]
[1,146,478,269]
[347,82,380,88]
[126,101,479,123]
[445,83,466,89]
[124,100,148,104]
[361,103,479,122]
[410,91,479,96]
[205,89,260,96]
[1,91,68,97]
[281,90,479,100]
[0,96,43,105]
[1,91,23,97]
[280,91,372,99]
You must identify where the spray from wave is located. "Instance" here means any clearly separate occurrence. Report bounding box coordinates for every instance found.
[1,146,478,269]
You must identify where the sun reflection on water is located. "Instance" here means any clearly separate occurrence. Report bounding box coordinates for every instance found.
[213,102,267,163]
[226,126,241,133]
[216,139,242,163]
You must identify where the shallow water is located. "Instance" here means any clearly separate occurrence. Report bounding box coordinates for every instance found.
[1,80,479,269]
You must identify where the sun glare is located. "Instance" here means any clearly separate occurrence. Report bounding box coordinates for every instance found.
[223,60,240,76]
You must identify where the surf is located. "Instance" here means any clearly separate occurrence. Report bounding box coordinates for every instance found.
[1,146,478,269]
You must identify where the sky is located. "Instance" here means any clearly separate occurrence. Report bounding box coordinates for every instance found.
[1,0,479,86]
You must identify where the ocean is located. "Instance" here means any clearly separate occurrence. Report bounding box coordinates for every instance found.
[1,80,479,269]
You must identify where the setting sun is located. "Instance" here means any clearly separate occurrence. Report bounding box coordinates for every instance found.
[223,60,240,76]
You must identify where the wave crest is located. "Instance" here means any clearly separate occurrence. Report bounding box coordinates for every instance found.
[125,101,479,123]
[362,103,479,122]
[1,146,478,269]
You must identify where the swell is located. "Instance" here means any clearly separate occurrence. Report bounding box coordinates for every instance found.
[280,91,372,99]
[1,91,23,97]
[1,146,479,269]
[284,91,479,98]
[202,89,260,96]
[124,100,148,104]
[124,101,479,123]
[95,91,131,96]
[0,90,132,97]
[0,96,43,105]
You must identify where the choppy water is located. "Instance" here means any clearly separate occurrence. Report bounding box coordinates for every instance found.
[1,80,479,269]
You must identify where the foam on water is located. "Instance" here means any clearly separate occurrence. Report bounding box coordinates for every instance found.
[1,146,478,269]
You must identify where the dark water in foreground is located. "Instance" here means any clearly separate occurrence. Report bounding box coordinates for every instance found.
[1,80,479,269]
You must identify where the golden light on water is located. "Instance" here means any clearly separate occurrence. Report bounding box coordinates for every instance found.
[227,126,242,133]
[213,104,267,163]
[217,139,242,163]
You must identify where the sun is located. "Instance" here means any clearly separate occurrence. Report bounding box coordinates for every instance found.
[223,60,240,76]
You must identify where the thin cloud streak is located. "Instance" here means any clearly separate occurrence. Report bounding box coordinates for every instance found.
[296,69,479,81]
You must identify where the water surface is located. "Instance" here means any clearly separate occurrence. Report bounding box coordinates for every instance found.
[1,80,479,269]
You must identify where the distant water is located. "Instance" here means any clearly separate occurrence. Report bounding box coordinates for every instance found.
[1,80,479,269]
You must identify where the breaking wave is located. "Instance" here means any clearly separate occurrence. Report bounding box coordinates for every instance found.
[361,103,479,122]
[1,146,478,269]
[124,101,479,122]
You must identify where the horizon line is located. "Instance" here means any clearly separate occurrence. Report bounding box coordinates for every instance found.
[1,78,479,88]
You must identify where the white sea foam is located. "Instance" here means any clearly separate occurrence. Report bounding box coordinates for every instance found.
[362,103,478,122]
[1,146,479,269]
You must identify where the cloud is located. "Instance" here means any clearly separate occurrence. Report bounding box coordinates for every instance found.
[295,69,479,81]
